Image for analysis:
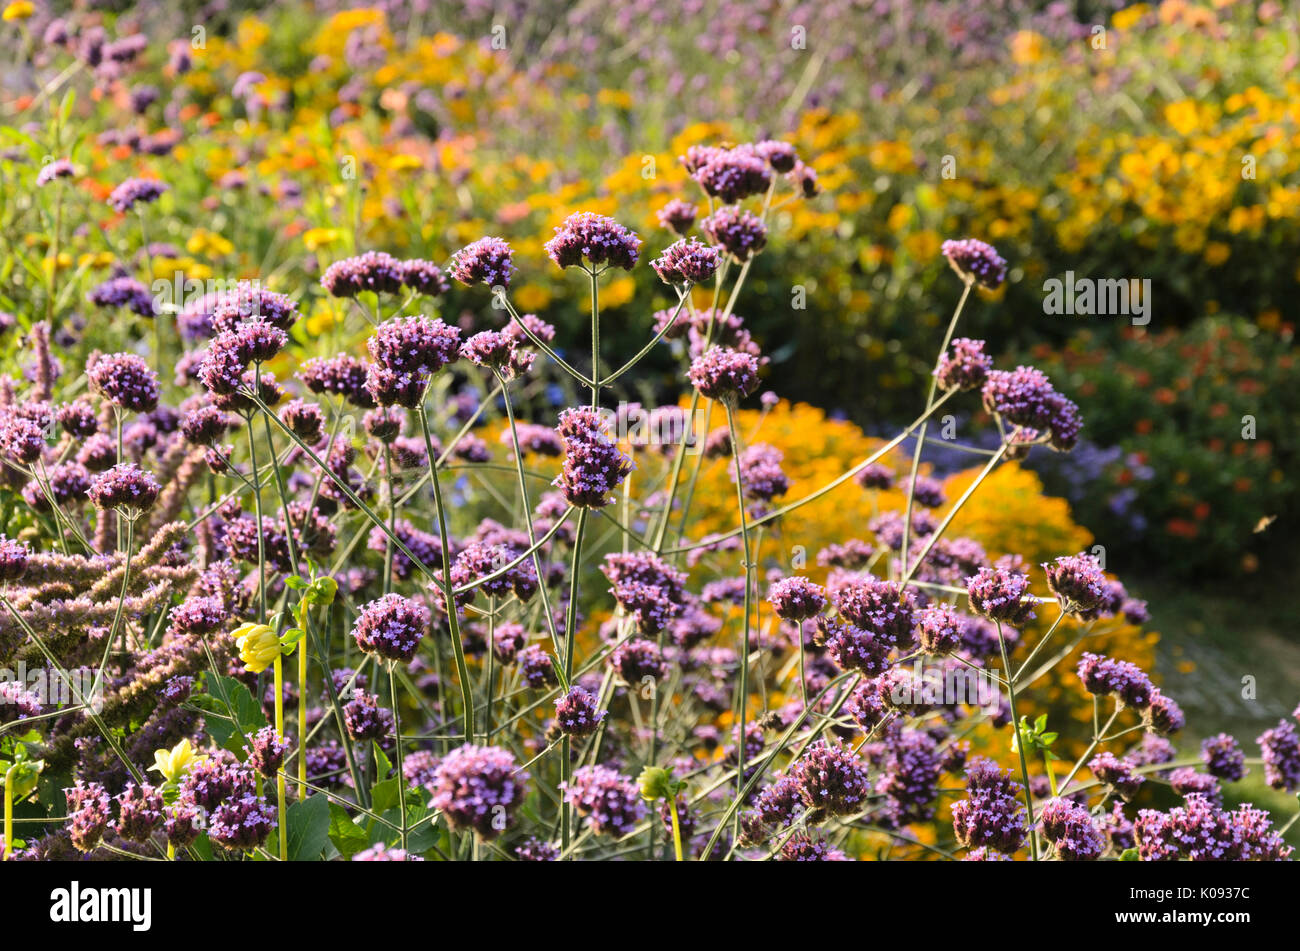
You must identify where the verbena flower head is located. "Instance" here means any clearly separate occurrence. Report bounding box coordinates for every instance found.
[935,338,992,392]
[833,576,917,647]
[0,535,30,582]
[401,259,449,296]
[107,177,168,213]
[791,739,871,818]
[651,237,722,285]
[1258,718,1300,792]
[766,576,827,621]
[755,139,799,173]
[1145,689,1185,735]
[1039,797,1104,861]
[916,602,965,655]
[352,593,430,664]
[656,199,697,235]
[460,330,533,379]
[298,354,374,407]
[65,781,112,852]
[209,794,277,851]
[1201,733,1247,782]
[208,281,299,332]
[88,276,156,317]
[87,463,160,515]
[1043,552,1107,613]
[449,237,515,288]
[552,407,633,508]
[365,315,462,406]
[554,685,606,736]
[690,145,772,203]
[544,212,641,271]
[563,765,646,837]
[736,443,789,501]
[1089,751,1144,800]
[430,744,527,839]
[951,758,1026,855]
[37,159,76,186]
[941,238,1007,288]
[981,366,1083,452]
[701,206,768,260]
[321,251,406,297]
[965,566,1036,628]
[88,352,160,413]
[688,345,759,401]
[1076,653,1155,709]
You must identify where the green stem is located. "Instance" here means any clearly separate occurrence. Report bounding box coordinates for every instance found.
[724,402,754,818]
[996,621,1038,860]
[388,661,408,851]
[273,654,287,861]
[417,404,475,741]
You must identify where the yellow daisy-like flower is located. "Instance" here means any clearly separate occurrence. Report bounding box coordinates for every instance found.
[232,622,280,674]
[2,1,35,22]
[150,738,206,785]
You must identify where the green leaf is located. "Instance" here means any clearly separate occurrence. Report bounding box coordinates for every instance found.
[1034,714,1048,732]
[286,794,331,861]
[370,777,399,815]
[193,675,268,754]
[1119,848,1140,862]
[328,801,369,859]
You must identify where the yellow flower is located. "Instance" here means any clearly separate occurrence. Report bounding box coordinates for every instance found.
[2,1,34,21]
[232,622,281,674]
[150,738,206,785]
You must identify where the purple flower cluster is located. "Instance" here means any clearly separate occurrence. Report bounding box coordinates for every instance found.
[563,765,646,837]
[107,177,168,213]
[1039,797,1104,860]
[1135,795,1292,861]
[766,576,826,622]
[88,276,156,317]
[1043,552,1107,613]
[736,443,789,501]
[544,212,641,271]
[89,352,160,413]
[935,338,992,392]
[687,145,772,203]
[951,758,1026,854]
[321,251,406,297]
[352,593,430,664]
[1089,751,1144,800]
[940,238,1007,289]
[430,744,527,839]
[449,237,515,288]
[965,566,1036,628]
[552,407,633,508]
[1076,653,1155,709]
[790,739,871,818]
[88,463,161,514]
[365,316,462,407]
[1200,733,1246,782]
[701,207,768,260]
[833,576,917,648]
[688,346,760,401]
[1258,718,1300,792]
[981,366,1083,453]
[651,237,722,285]
[554,686,606,736]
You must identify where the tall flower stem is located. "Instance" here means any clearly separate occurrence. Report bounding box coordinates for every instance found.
[588,266,600,408]
[245,408,267,622]
[723,400,754,816]
[273,653,287,862]
[2,771,12,861]
[996,620,1038,861]
[900,279,973,568]
[559,508,590,857]
[388,661,408,851]
[667,795,684,862]
[416,403,475,740]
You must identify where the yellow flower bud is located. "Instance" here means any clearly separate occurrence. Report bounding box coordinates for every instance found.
[232,622,281,674]
[149,738,206,785]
